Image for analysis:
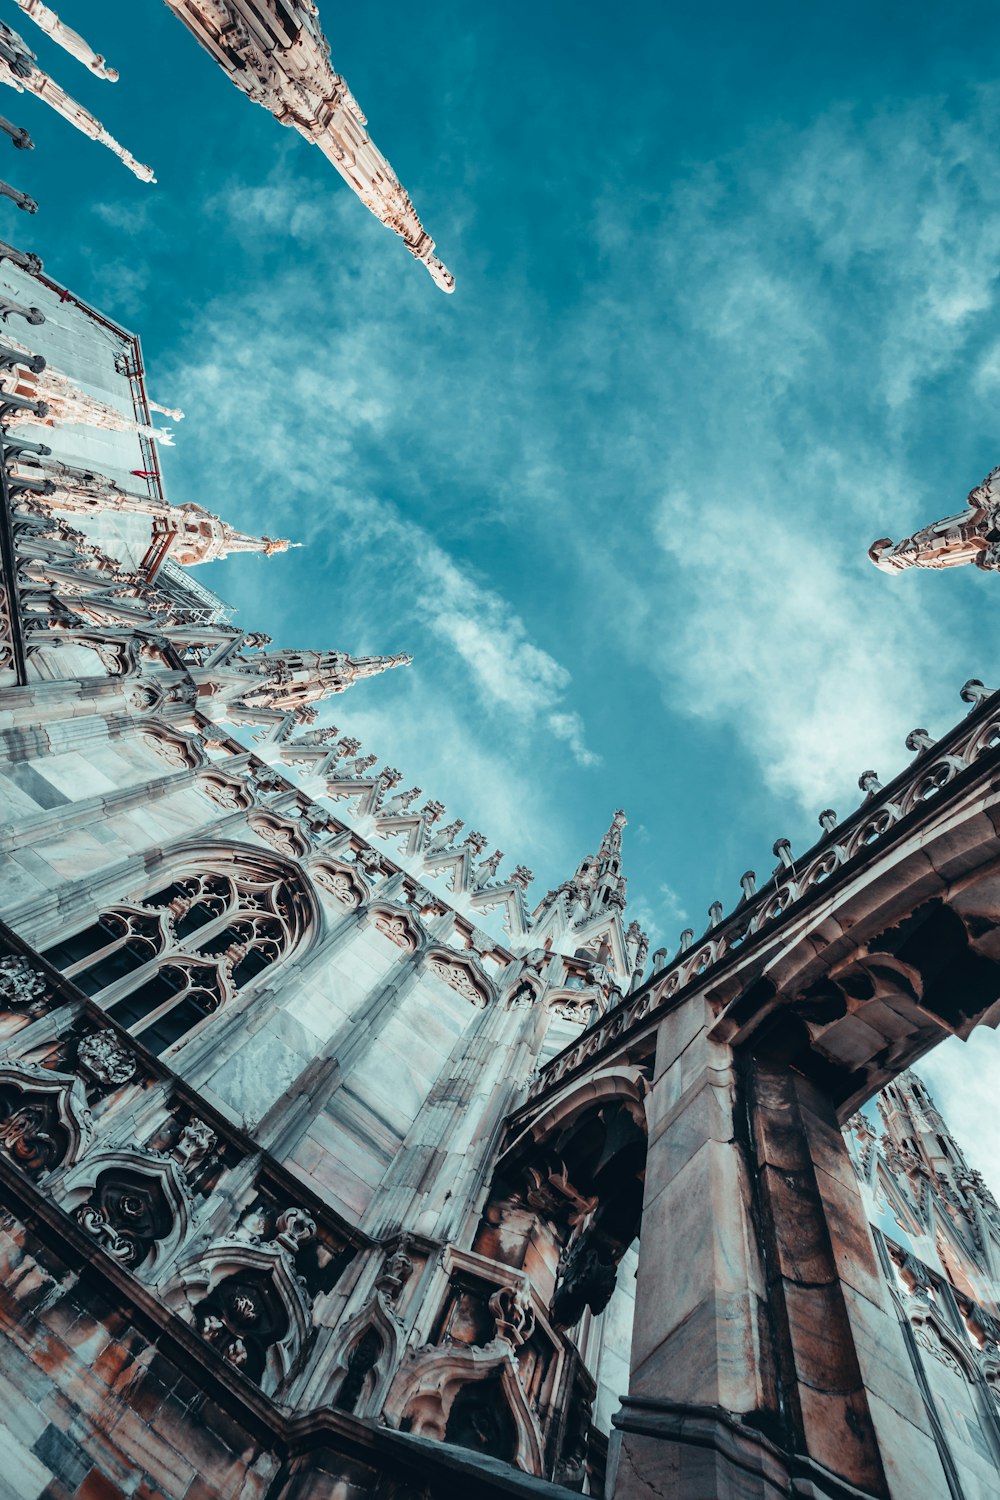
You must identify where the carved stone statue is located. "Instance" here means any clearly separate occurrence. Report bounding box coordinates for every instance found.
[870,466,1000,574]
[0,22,152,181]
[10,1,119,81]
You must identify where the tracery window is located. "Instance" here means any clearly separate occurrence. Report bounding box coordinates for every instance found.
[43,855,312,1056]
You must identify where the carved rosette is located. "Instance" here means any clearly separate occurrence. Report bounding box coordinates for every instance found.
[77,1030,136,1087]
[0,955,49,1016]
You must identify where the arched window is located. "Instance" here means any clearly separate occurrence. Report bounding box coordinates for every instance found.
[43,852,313,1057]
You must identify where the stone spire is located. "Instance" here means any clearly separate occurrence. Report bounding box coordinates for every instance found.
[1,342,173,441]
[0,23,153,181]
[168,515,298,567]
[534,810,630,926]
[202,648,411,723]
[9,1,119,82]
[870,464,1000,575]
[19,468,296,570]
[159,1,452,291]
[877,1072,1000,1229]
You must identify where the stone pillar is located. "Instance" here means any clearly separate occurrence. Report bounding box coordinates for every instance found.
[612,997,950,1500]
[361,985,540,1244]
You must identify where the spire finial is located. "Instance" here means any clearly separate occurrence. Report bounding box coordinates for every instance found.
[10,1,119,81]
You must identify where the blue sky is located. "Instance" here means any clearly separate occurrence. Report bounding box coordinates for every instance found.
[11,0,1000,1165]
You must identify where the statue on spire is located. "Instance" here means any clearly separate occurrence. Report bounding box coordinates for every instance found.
[165,510,297,567]
[0,22,153,181]
[9,1,119,82]
[598,809,627,864]
[159,1,452,290]
[869,465,1000,575]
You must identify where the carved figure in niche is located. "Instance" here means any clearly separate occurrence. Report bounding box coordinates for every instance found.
[489,1284,535,1347]
[274,1205,315,1255]
[194,1269,290,1383]
[0,1095,65,1174]
[335,1326,384,1413]
[77,1030,136,1087]
[170,1117,216,1171]
[74,1167,173,1269]
[0,955,48,1016]
[375,1235,413,1302]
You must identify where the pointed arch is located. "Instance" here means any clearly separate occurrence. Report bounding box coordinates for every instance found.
[424,947,497,1007]
[40,842,320,1057]
[328,1291,407,1416]
[503,1064,650,1161]
[384,1340,545,1475]
[58,1147,193,1277]
[162,1239,313,1397]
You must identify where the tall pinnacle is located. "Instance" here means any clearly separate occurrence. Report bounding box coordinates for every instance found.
[533,810,630,925]
[10,1,119,82]
[0,24,153,181]
[225,647,412,720]
[347,652,413,681]
[160,1,452,291]
[168,511,298,567]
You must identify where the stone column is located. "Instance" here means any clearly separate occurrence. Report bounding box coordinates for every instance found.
[0,769,196,854]
[611,996,950,1500]
[360,984,541,1244]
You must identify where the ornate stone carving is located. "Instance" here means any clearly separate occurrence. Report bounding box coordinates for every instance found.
[374,1236,413,1303]
[195,1269,290,1378]
[77,1030,136,1087]
[428,956,489,1006]
[551,1231,620,1330]
[313,863,363,907]
[274,1206,315,1255]
[488,1284,535,1348]
[200,773,252,810]
[0,1099,62,1173]
[141,730,199,769]
[74,1169,174,1269]
[0,954,48,1016]
[248,814,308,859]
[0,1067,92,1175]
[171,1118,216,1171]
[374,910,417,951]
